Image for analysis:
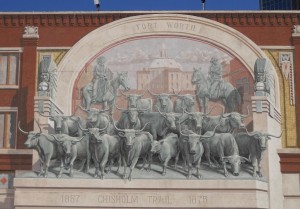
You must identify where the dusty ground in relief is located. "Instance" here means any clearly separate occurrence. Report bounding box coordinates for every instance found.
[17,158,267,181]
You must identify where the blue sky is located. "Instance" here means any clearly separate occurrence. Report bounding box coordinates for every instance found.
[0,0,259,12]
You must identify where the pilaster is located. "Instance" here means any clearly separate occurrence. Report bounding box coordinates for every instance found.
[18,26,39,149]
[292,25,300,148]
[251,96,283,209]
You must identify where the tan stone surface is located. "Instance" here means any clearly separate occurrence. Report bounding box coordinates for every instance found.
[14,178,268,209]
[0,189,14,209]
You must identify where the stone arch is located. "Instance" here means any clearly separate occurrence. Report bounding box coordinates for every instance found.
[56,14,280,114]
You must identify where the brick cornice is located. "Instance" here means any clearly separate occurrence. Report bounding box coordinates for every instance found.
[22,38,39,47]
[278,149,300,173]
[0,12,299,28]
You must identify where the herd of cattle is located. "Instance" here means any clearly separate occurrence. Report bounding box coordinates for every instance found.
[18,90,281,180]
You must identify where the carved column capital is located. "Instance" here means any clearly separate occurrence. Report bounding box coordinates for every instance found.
[292,25,300,37]
[22,25,39,39]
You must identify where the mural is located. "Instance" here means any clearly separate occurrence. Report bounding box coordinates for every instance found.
[19,37,283,181]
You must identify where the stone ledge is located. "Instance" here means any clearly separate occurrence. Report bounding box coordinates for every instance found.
[278,148,300,173]
[14,178,269,209]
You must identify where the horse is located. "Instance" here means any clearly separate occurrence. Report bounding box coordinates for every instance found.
[192,67,242,113]
[82,72,130,113]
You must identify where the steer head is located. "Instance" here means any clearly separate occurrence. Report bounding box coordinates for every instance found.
[148,89,177,112]
[18,120,42,148]
[178,94,195,110]
[113,120,149,149]
[180,126,216,155]
[156,106,177,129]
[223,155,249,176]
[245,130,282,151]
[38,112,67,133]
[151,141,163,154]
[76,121,108,143]
[120,90,146,108]
[222,105,250,129]
[77,105,110,123]
[115,105,149,127]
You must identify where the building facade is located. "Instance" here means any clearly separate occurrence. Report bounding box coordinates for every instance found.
[260,0,300,10]
[0,11,300,209]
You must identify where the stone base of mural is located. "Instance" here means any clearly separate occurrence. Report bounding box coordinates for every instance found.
[14,178,268,209]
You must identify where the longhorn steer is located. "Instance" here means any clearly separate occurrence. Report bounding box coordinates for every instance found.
[114,122,153,181]
[174,94,195,113]
[139,106,177,140]
[78,106,114,134]
[178,127,215,179]
[176,107,215,134]
[202,131,248,177]
[39,112,83,136]
[202,106,250,133]
[115,105,150,130]
[235,131,281,177]
[52,134,89,178]
[151,133,179,176]
[19,121,60,177]
[148,89,177,113]
[120,90,152,111]
[77,123,121,179]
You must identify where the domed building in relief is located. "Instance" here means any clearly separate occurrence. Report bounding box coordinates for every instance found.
[137,44,194,92]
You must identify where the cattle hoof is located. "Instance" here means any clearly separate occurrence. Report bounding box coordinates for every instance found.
[208,163,214,168]
[186,175,191,179]
[140,168,145,171]
[94,174,98,178]
[197,175,201,179]
[57,174,62,178]
[224,173,229,177]
[252,173,257,178]
[128,177,132,181]
[257,172,263,178]
[162,172,166,176]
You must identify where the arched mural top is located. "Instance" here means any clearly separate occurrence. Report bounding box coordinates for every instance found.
[56,14,279,114]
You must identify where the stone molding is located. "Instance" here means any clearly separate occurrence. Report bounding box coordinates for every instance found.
[292,25,300,36]
[22,25,39,38]
[0,12,299,27]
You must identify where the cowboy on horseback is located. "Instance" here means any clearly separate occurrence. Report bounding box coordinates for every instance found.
[92,56,109,103]
[208,57,223,99]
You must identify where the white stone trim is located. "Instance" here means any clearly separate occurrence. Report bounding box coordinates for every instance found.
[0,48,23,52]
[0,85,19,89]
[37,47,71,50]
[0,107,18,112]
[259,46,294,50]
[56,14,281,115]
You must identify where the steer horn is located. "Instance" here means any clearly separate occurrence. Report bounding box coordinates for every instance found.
[34,119,42,133]
[98,107,110,113]
[200,125,219,139]
[51,134,62,143]
[156,105,165,116]
[76,121,88,132]
[114,104,128,112]
[136,123,150,132]
[147,89,160,96]
[112,118,125,132]
[38,111,52,118]
[267,132,282,138]
[179,125,190,137]
[18,121,29,135]
[72,136,85,143]
[77,105,88,113]
[241,105,251,118]
[98,123,109,132]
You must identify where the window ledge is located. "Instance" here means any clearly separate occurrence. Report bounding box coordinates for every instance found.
[0,149,32,155]
[0,85,19,89]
